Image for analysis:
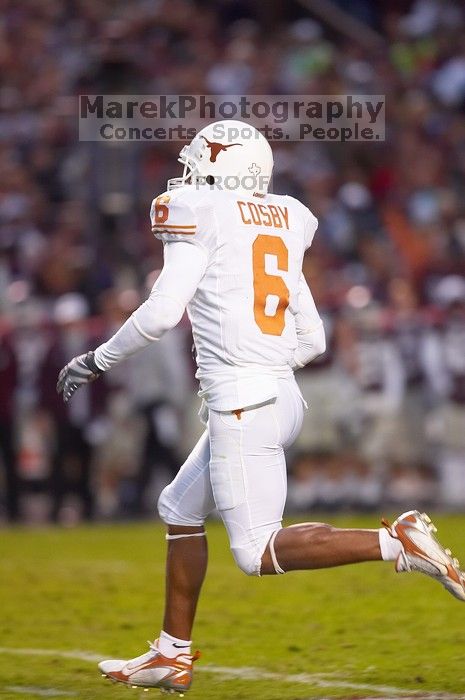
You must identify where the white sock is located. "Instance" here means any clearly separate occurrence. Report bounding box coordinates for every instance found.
[379,527,403,561]
[157,630,191,657]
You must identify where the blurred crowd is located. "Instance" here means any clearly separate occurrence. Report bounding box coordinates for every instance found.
[1,0,465,523]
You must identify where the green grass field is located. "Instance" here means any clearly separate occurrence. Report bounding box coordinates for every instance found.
[1,514,465,700]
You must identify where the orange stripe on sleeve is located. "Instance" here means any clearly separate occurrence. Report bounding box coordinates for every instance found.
[151,224,196,229]
[152,227,196,236]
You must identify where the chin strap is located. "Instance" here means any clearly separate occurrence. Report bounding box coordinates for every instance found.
[166,532,206,541]
[269,529,286,574]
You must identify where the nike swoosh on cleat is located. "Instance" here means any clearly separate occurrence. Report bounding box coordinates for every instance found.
[172,643,190,649]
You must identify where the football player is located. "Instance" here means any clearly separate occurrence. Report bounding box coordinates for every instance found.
[57,120,465,694]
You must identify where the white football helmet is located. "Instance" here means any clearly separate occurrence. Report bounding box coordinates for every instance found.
[167,119,273,196]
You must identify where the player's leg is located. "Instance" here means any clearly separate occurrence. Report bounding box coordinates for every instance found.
[264,382,382,568]
[162,524,208,642]
[261,510,465,600]
[259,380,382,573]
[256,384,465,600]
[260,522,381,573]
[99,430,214,690]
[207,376,303,577]
[209,376,465,602]
[157,430,215,642]
[208,378,379,577]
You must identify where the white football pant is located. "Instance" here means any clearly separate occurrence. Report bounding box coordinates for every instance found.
[158,375,305,575]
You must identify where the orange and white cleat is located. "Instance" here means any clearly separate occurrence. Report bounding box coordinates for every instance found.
[382,510,465,602]
[98,640,200,694]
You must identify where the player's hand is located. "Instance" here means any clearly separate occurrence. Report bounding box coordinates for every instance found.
[56,351,103,403]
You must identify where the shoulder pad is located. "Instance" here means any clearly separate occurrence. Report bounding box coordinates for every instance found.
[150,189,197,242]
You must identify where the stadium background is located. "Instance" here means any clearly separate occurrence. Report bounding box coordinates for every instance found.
[1,0,465,525]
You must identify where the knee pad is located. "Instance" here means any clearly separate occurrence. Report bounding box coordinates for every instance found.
[157,485,172,523]
[231,529,286,576]
[231,545,262,577]
[157,485,205,527]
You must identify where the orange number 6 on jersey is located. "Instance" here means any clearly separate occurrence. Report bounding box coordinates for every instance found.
[252,234,290,336]
[154,195,170,224]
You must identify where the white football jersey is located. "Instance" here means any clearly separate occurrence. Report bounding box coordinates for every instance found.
[150,185,318,410]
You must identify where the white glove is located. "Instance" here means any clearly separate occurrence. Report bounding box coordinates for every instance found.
[56,351,103,403]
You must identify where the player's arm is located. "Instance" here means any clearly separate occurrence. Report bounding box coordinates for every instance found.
[292,272,326,370]
[57,240,207,402]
